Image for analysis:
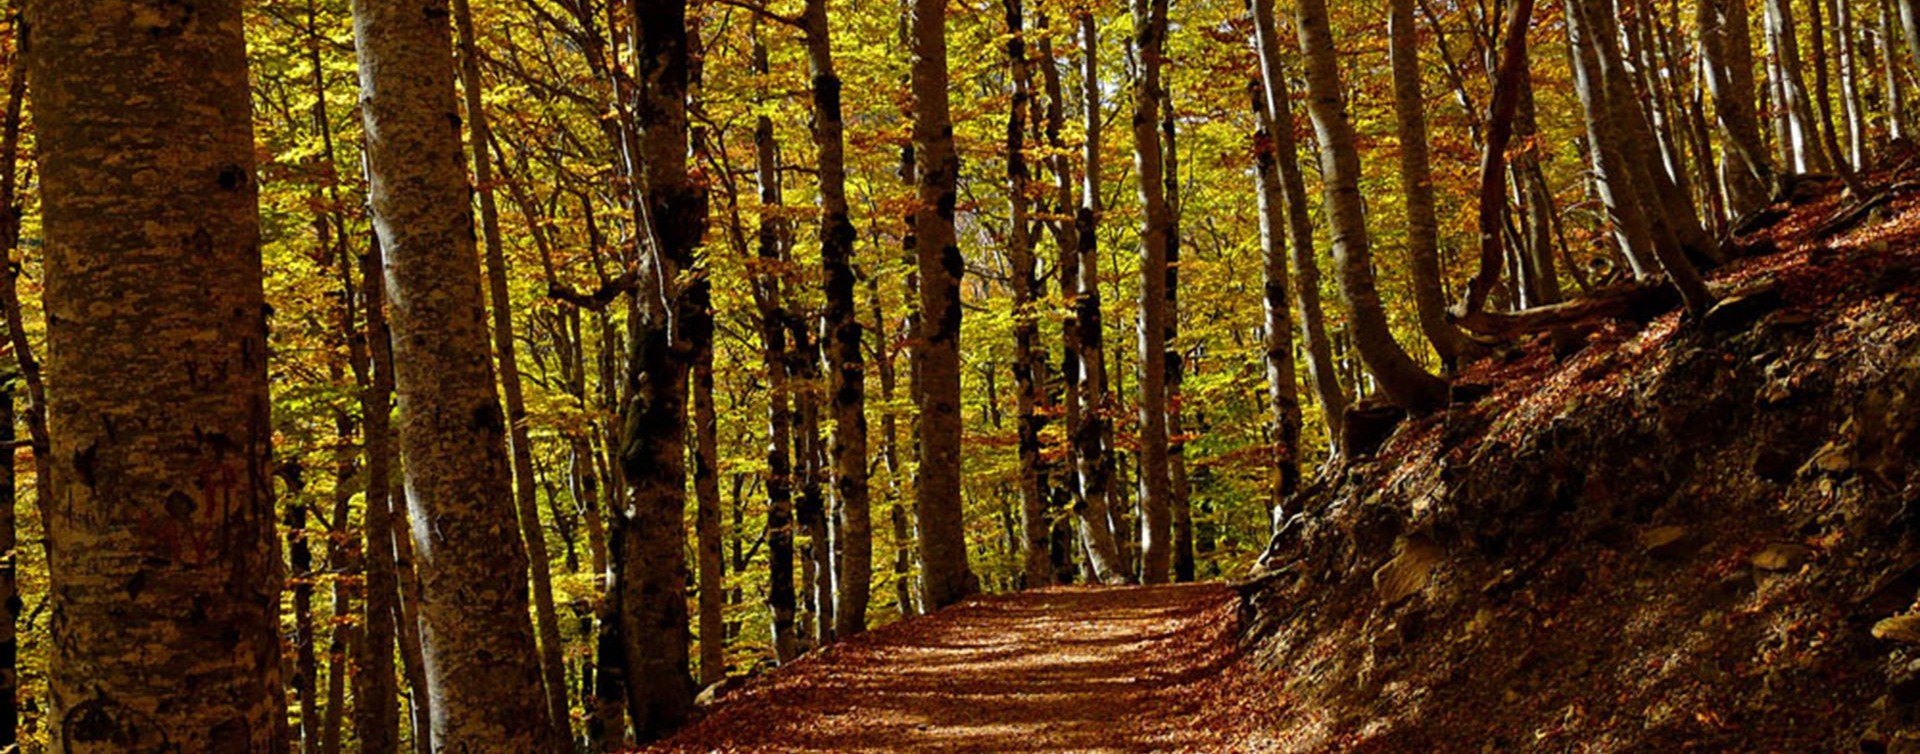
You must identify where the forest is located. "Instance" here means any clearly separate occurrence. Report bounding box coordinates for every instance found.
[15,0,1920,750]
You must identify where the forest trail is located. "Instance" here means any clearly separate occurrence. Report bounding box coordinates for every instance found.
[645,583,1254,753]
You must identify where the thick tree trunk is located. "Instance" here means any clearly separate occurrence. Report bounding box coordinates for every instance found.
[30,1,286,750]
[1462,0,1537,317]
[1388,0,1461,368]
[619,0,704,738]
[1004,0,1054,589]
[352,0,551,750]
[1294,0,1450,412]
[802,0,873,636]
[449,2,571,747]
[1252,0,1348,449]
[911,0,981,609]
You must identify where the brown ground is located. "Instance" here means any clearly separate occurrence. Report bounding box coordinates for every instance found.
[642,583,1267,754]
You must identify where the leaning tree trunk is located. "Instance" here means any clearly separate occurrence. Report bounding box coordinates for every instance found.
[1130,0,1176,585]
[0,52,31,754]
[449,1,571,746]
[1252,0,1348,448]
[620,0,705,738]
[31,0,287,750]
[352,0,552,751]
[1388,0,1462,369]
[911,0,981,609]
[1294,0,1450,412]
[352,234,403,754]
[802,0,873,637]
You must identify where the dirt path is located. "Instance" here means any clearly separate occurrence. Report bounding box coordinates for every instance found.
[644,583,1250,753]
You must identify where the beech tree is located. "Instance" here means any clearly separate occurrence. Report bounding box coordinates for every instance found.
[31,1,285,751]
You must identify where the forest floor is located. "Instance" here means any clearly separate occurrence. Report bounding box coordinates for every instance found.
[641,583,1283,753]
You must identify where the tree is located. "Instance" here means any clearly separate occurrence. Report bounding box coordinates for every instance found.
[802,0,874,636]
[1294,0,1450,412]
[1131,0,1177,585]
[1250,77,1304,515]
[621,0,707,737]
[1005,0,1056,589]
[451,0,571,742]
[1252,0,1348,448]
[30,0,285,750]
[1388,0,1463,368]
[352,0,552,751]
[751,31,802,663]
[912,0,981,609]
[1698,0,1774,214]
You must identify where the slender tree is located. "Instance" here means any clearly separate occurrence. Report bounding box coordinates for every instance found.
[1070,11,1129,584]
[1131,0,1176,584]
[1388,0,1462,368]
[751,32,802,662]
[1294,0,1450,412]
[1699,0,1774,214]
[31,1,286,750]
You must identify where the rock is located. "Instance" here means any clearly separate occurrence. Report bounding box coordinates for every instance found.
[1750,542,1813,572]
[1703,283,1784,333]
[1373,534,1443,607]
[1637,525,1692,558]
[1342,401,1407,459]
[1873,615,1920,646]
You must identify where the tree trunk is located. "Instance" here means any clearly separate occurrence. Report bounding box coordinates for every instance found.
[289,473,322,754]
[1766,0,1832,171]
[387,477,434,754]
[693,331,726,686]
[750,33,802,664]
[1068,12,1129,585]
[0,54,36,753]
[353,234,403,754]
[352,0,552,750]
[1250,78,1304,519]
[1004,0,1054,590]
[1388,0,1462,369]
[1130,0,1176,585]
[619,0,704,738]
[1836,0,1867,165]
[1698,0,1774,214]
[448,2,571,747]
[1162,100,1194,584]
[802,0,873,637]
[912,0,981,609]
[1888,0,1911,139]
[1462,0,1537,317]
[1252,0,1348,449]
[31,0,286,749]
[1294,0,1450,412]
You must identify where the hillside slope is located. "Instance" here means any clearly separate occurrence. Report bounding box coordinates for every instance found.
[1233,165,1920,753]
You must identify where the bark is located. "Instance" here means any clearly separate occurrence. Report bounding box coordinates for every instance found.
[1388,0,1462,368]
[1294,0,1450,412]
[1804,0,1850,171]
[867,275,918,617]
[619,0,705,738]
[1070,12,1129,584]
[1250,78,1304,517]
[791,317,830,644]
[1698,0,1773,214]
[1565,0,1660,279]
[1252,0,1348,448]
[0,42,25,754]
[30,0,286,750]
[352,234,402,754]
[752,34,801,663]
[1462,0,1537,317]
[387,478,433,754]
[1886,0,1908,140]
[352,0,551,750]
[912,0,981,609]
[802,0,873,637]
[1162,101,1194,584]
[693,330,725,685]
[1766,0,1832,171]
[449,2,571,746]
[1568,0,1716,313]
[289,472,322,754]
[1131,0,1176,585]
[1836,0,1867,166]
[1005,0,1054,589]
